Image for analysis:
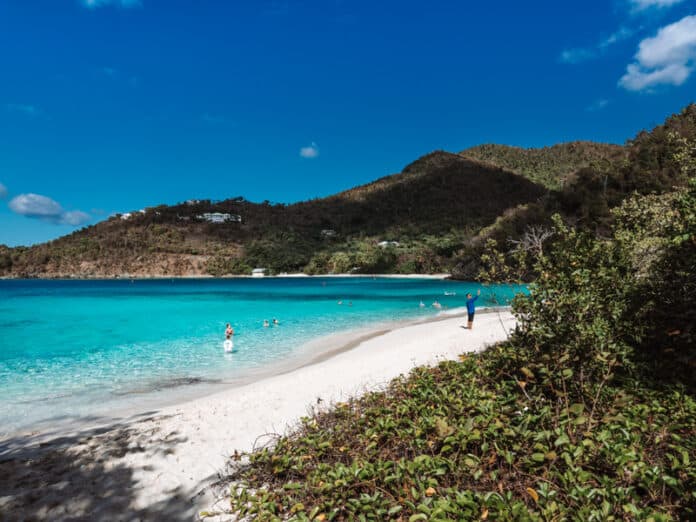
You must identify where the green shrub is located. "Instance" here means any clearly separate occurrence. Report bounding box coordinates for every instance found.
[205,256,251,276]
[224,357,696,521]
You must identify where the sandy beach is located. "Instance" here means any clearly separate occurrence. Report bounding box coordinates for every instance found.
[0,309,515,521]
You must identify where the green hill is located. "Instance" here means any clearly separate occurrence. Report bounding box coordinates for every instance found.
[2,104,695,279]
[2,153,545,277]
[460,141,625,189]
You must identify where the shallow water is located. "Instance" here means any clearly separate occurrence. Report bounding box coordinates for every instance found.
[0,277,524,434]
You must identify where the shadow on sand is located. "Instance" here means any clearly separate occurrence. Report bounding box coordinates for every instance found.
[0,412,210,521]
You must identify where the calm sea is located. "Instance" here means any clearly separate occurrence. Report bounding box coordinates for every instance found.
[0,277,523,435]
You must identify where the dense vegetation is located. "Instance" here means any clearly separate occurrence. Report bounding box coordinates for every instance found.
[208,133,696,521]
[460,142,625,190]
[449,104,696,279]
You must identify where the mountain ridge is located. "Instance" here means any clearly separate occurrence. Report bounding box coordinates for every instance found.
[2,104,694,279]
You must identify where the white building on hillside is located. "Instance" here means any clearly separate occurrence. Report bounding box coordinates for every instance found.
[197,212,242,224]
[377,240,400,248]
[251,268,267,277]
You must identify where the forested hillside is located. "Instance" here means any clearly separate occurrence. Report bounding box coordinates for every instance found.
[460,142,625,189]
[2,104,695,279]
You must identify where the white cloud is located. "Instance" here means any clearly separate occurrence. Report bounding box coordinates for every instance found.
[8,193,91,226]
[561,26,636,64]
[300,142,320,159]
[619,15,696,91]
[81,0,142,9]
[631,0,685,11]
[599,26,636,49]
[61,210,92,226]
[620,62,691,89]
[0,183,7,199]
[6,103,41,118]
[9,194,62,217]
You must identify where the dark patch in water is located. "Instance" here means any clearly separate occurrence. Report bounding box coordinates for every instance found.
[112,376,221,396]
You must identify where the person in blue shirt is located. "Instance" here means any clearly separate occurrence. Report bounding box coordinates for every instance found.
[466,289,481,329]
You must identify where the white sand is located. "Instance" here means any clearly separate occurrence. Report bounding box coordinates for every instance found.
[0,310,515,521]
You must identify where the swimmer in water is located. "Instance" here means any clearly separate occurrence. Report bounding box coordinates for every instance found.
[225,323,234,340]
[263,319,270,328]
[419,301,425,308]
[273,318,279,325]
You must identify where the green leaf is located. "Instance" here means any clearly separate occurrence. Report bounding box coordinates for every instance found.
[569,403,584,415]
[554,434,570,447]
[520,367,535,380]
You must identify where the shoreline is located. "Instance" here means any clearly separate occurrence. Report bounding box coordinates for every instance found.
[0,273,451,281]
[0,308,515,521]
[1,305,501,442]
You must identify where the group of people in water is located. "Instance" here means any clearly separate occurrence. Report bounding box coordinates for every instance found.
[223,288,482,352]
[224,318,282,351]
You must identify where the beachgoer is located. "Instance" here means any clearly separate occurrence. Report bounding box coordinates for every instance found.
[419,301,425,308]
[466,289,481,329]
[225,323,234,340]
[272,318,279,325]
[263,319,270,328]
[432,300,442,309]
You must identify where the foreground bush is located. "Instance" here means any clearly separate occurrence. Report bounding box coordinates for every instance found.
[222,356,695,520]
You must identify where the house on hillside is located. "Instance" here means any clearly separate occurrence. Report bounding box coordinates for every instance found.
[377,240,400,248]
[118,208,149,220]
[197,212,242,224]
[251,268,267,277]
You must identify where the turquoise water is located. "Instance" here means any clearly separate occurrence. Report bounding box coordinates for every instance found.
[0,277,523,435]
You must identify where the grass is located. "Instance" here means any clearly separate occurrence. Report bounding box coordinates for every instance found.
[220,345,696,521]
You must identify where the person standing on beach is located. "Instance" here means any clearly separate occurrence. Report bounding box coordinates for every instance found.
[466,289,481,330]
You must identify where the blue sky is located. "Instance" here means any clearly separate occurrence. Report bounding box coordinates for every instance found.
[1,0,695,246]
